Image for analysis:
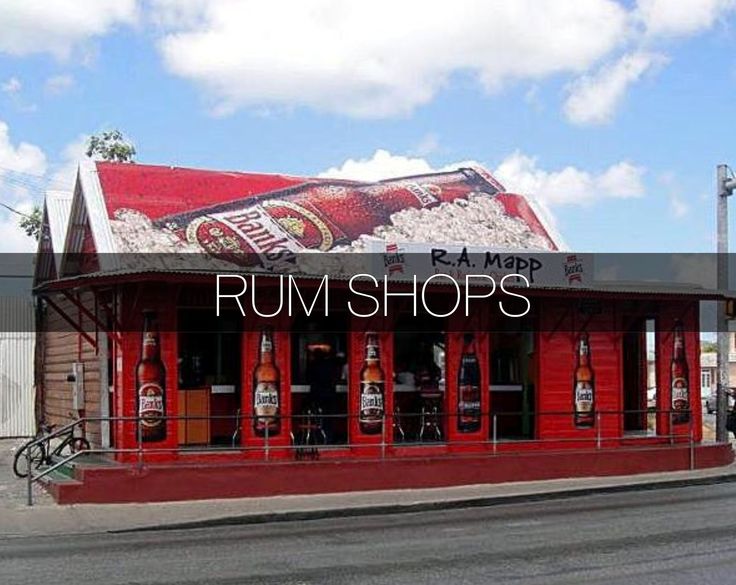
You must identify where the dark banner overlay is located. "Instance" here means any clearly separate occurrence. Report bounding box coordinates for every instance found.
[4,252,733,332]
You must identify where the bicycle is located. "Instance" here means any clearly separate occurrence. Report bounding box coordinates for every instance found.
[13,413,90,478]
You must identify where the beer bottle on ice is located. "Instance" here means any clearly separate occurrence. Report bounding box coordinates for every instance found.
[671,320,690,424]
[253,328,281,437]
[137,310,166,442]
[359,332,385,435]
[457,333,481,432]
[573,333,594,428]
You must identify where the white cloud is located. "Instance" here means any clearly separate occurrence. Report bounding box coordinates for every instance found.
[597,162,647,198]
[0,121,46,176]
[493,151,645,205]
[0,0,138,58]
[564,52,667,125]
[152,0,629,118]
[320,149,440,182]
[320,148,644,209]
[636,0,736,37]
[669,194,690,218]
[48,134,89,189]
[1,77,22,94]
[44,74,75,96]
[0,121,49,252]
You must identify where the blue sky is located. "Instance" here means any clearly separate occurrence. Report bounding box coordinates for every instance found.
[1,0,736,253]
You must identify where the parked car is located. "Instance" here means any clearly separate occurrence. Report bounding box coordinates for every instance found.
[703,388,735,414]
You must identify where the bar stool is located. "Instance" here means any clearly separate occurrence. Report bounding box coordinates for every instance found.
[294,407,327,446]
[418,404,443,442]
[393,406,406,442]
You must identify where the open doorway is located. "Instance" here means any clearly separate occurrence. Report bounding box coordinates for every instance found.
[622,318,656,434]
[490,328,536,440]
[290,313,349,446]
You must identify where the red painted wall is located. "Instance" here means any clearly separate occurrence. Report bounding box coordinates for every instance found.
[537,300,621,443]
[111,287,704,459]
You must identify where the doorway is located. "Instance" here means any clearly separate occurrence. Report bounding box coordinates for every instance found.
[622,318,655,434]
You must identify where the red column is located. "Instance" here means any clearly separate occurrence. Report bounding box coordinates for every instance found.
[656,301,700,443]
[446,310,489,451]
[348,317,393,456]
[117,289,179,463]
[241,321,292,459]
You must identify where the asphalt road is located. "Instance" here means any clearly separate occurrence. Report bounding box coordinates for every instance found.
[2,482,736,585]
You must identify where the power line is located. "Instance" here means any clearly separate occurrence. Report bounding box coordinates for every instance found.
[0,201,36,220]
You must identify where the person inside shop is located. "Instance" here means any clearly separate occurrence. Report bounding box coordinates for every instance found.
[414,341,442,396]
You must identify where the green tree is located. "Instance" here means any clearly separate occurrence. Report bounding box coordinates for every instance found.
[19,206,43,240]
[21,130,136,240]
[701,340,718,353]
[85,129,136,163]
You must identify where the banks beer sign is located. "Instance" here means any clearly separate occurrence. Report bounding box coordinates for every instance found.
[368,240,591,288]
[157,168,512,269]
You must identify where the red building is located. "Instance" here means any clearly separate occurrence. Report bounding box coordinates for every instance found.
[33,160,733,504]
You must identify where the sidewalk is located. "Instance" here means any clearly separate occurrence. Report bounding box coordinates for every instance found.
[2,438,736,538]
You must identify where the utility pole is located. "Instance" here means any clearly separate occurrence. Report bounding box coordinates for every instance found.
[716,164,736,442]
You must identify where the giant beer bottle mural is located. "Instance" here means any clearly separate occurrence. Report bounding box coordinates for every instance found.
[671,320,690,424]
[253,328,282,437]
[573,332,595,428]
[137,310,166,442]
[457,333,481,432]
[359,332,385,435]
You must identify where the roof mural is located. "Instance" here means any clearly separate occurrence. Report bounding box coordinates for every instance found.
[73,161,561,269]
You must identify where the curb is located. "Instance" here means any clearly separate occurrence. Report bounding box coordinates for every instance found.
[114,470,736,534]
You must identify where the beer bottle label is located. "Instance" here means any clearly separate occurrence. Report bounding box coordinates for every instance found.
[185,200,336,268]
[574,381,594,413]
[138,382,164,427]
[458,386,481,410]
[671,378,689,409]
[254,382,279,417]
[359,382,384,419]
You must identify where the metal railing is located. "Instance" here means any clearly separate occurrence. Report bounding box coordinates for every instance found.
[22,408,700,506]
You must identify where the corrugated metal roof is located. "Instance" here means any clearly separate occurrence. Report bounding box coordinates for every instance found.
[45,190,73,272]
[35,266,727,299]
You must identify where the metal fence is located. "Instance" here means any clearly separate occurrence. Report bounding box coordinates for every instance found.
[19,408,702,505]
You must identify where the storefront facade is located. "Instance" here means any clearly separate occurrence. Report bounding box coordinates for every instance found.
[32,160,732,503]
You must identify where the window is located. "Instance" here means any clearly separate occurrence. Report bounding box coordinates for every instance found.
[290,313,349,445]
[701,370,712,391]
[177,309,242,446]
[393,322,446,443]
[178,310,241,389]
[489,329,535,440]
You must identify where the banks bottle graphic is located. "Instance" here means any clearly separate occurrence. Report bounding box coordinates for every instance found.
[457,333,481,432]
[137,310,166,442]
[573,333,594,428]
[671,320,690,424]
[253,328,281,437]
[359,332,385,435]
[157,168,500,268]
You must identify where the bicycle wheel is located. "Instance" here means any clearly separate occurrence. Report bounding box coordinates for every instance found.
[71,437,90,453]
[13,441,47,479]
[56,436,90,458]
